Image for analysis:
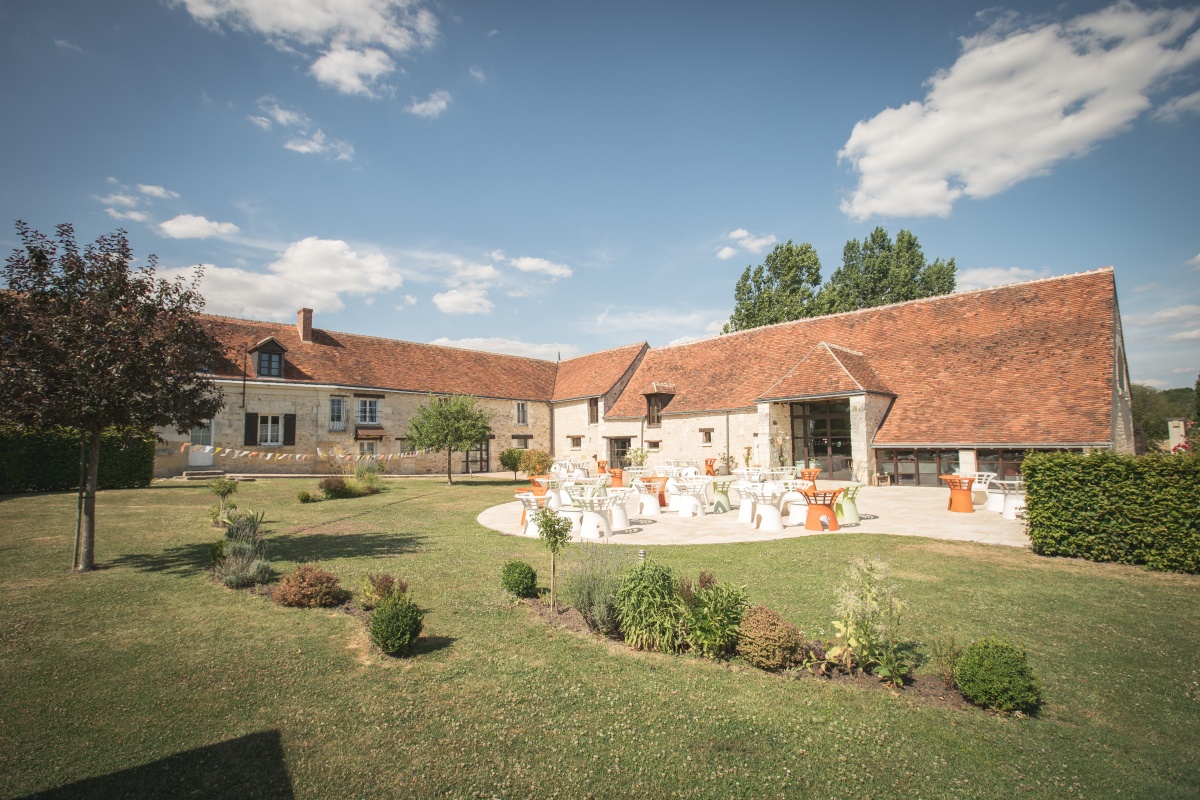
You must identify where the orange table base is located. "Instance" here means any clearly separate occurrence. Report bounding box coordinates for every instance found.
[940,475,975,513]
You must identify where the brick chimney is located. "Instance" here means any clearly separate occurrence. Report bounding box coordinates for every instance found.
[297,308,313,343]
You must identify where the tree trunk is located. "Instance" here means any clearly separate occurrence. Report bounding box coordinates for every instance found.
[77,427,101,572]
[446,447,454,485]
[550,552,557,612]
[74,432,85,570]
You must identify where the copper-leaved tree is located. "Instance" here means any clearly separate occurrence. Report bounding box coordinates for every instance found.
[0,222,226,571]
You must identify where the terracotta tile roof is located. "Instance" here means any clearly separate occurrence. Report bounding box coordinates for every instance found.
[605,269,1120,446]
[551,342,647,401]
[759,343,893,400]
[203,315,559,401]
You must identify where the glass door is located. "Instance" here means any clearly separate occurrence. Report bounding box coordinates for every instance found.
[791,400,852,478]
[608,438,631,468]
[463,440,489,474]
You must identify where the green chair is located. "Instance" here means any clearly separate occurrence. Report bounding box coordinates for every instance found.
[835,484,862,523]
[710,478,735,513]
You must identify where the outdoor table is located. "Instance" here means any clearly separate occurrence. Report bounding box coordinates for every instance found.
[800,488,845,531]
[940,475,975,513]
[574,494,618,539]
[732,467,763,482]
[674,479,709,517]
[607,487,636,530]
[710,478,736,513]
[767,467,795,481]
[641,475,670,508]
[778,479,815,525]
[797,467,822,484]
[735,480,759,523]
[623,465,649,483]
[992,480,1026,520]
[571,475,610,497]
[514,492,550,535]
[746,485,786,531]
[532,476,565,509]
[835,484,863,524]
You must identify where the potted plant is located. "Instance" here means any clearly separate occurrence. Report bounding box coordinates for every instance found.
[518,449,555,496]
[627,447,649,467]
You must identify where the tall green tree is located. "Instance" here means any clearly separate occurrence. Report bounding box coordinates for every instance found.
[0,222,225,571]
[817,227,956,314]
[405,394,494,485]
[722,241,822,333]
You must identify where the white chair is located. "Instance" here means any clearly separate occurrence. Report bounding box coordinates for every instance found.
[1003,492,1026,520]
[960,471,996,505]
[985,488,1005,513]
[608,487,635,530]
[516,494,544,538]
[675,480,707,518]
[735,481,757,524]
[633,479,661,517]
[578,496,615,539]
[779,479,814,526]
[749,486,784,532]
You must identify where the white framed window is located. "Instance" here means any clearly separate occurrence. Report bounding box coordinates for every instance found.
[358,398,379,424]
[189,421,212,447]
[329,397,345,432]
[258,415,282,446]
[516,401,528,426]
[569,436,583,449]
[359,441,377,456]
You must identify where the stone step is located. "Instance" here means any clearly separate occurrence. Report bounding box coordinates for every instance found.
[181,470,227,480]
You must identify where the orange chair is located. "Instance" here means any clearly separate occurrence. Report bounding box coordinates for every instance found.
[608,467,624,488]
[642,475,670,508]
[940,475,975,513]
[704,458,717,476]
[798,468,821,484]
[597,460,608,474]
[801,489,843,531]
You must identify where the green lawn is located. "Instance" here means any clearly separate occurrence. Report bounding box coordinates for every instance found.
[1,478,1197,799]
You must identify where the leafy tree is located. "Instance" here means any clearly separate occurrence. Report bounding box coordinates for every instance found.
[499,447,523,479]
[1132,383,1193,448]
[404,394,494,485]
[817,227,955,314]
[722,241,822,333]
[534,507,573,611]
[0,222,225,571]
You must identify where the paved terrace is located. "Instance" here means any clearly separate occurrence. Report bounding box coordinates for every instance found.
[477,485,1030,547]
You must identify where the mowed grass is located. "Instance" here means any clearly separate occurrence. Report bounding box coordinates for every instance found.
[1,479,1198,799]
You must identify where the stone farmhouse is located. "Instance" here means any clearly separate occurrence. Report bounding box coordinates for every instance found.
[155,268,1134,485]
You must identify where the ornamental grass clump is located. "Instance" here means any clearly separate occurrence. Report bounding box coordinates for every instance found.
[211,509,270,589]
[737,606,807,671]
[560,543,634,634]
[369,593,423,656]
[500,559,537,598]
[318,476,355,500]
[827,556,910,686]
[615,559,686,654]
[273,565,345,608]
[954,637,1041,713]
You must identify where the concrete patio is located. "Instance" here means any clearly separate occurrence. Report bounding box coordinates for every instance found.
[477,485,1030,547]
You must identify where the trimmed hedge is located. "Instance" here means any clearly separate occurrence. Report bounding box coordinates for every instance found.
[1023,451,1200,573]
[0,427,156,494]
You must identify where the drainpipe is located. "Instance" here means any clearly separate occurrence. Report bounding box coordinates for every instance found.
[725,411,730,464]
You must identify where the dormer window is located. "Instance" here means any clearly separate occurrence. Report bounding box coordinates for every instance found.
[647,395,663,426]
[258,351,282,377]
[249,337,287,379]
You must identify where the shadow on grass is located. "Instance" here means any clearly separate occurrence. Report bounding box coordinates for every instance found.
[409,635,455,656]
[20,729,292,799]
[111,531,427,576]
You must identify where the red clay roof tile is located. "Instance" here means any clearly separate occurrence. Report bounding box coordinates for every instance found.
[551,342,647,401]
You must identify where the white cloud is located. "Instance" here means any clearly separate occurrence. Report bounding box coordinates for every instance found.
[396,294,417,309]
[1137,378,1170,387]
[256,97,309,128]
[1188,253,1200,269]
[446,261,501,286]
[247,115,272,129]
[716,246,737,260]
[955,266,1050,292]
[1172,366,1198,374]
[588,308,726,334]
[137,184,179,199]
[1152,90,1200,122]
[469,66,486,82]
[162,236,402,319]
[310,44,394,96]
[1167,329,1200,342]
[432,287,493,314]
[96,192,138,208]
[174,0,438,94]
[1134,282,1161,292]
[718,228,777,261]
[839,3,1200,220]
[54,39,82,53]
[509,256,572,278]
[407,89,452,118]
[105,208,148,223]
[284,129,354,160]
[1123,304,1200,328]
[159,214,240,239]
[428,337,577,361]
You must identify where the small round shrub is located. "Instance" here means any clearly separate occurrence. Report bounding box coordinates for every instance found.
[615,559,685,653]
[736,606,807,670]
[297,490,316,504]
[954,637,1041,713]
[500,559,537,597]
[369,594,423,655]
[273,565,345,608]
[318,476,354,500]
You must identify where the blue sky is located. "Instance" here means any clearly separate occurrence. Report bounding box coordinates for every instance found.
[1,0,1198,388]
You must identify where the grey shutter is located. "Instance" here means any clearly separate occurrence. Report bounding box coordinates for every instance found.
[244,413,258,446]
[283,414,297,446]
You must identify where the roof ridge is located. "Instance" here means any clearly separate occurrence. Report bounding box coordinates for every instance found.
[672,267,1115,348]
[558,341,647,362]
[822,345,866,392]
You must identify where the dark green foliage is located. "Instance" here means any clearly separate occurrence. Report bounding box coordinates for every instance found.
[723,241,823,333]
[405,394,494,485]
[1023,451,1200,573]
[500,559,537,598]
[561,543,634,633]
[736,606,807,670]
[318,475,355,500]
[0,426,154,493]
[297,490,317,503]
[369,593,424,655]
[954,638,1041,713]
[681,577,750,659]
[273,565,345,607]
[1132,383,1192,446]
[615,560,686,653]
[816,228,955,315]
[499,447,523,477]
